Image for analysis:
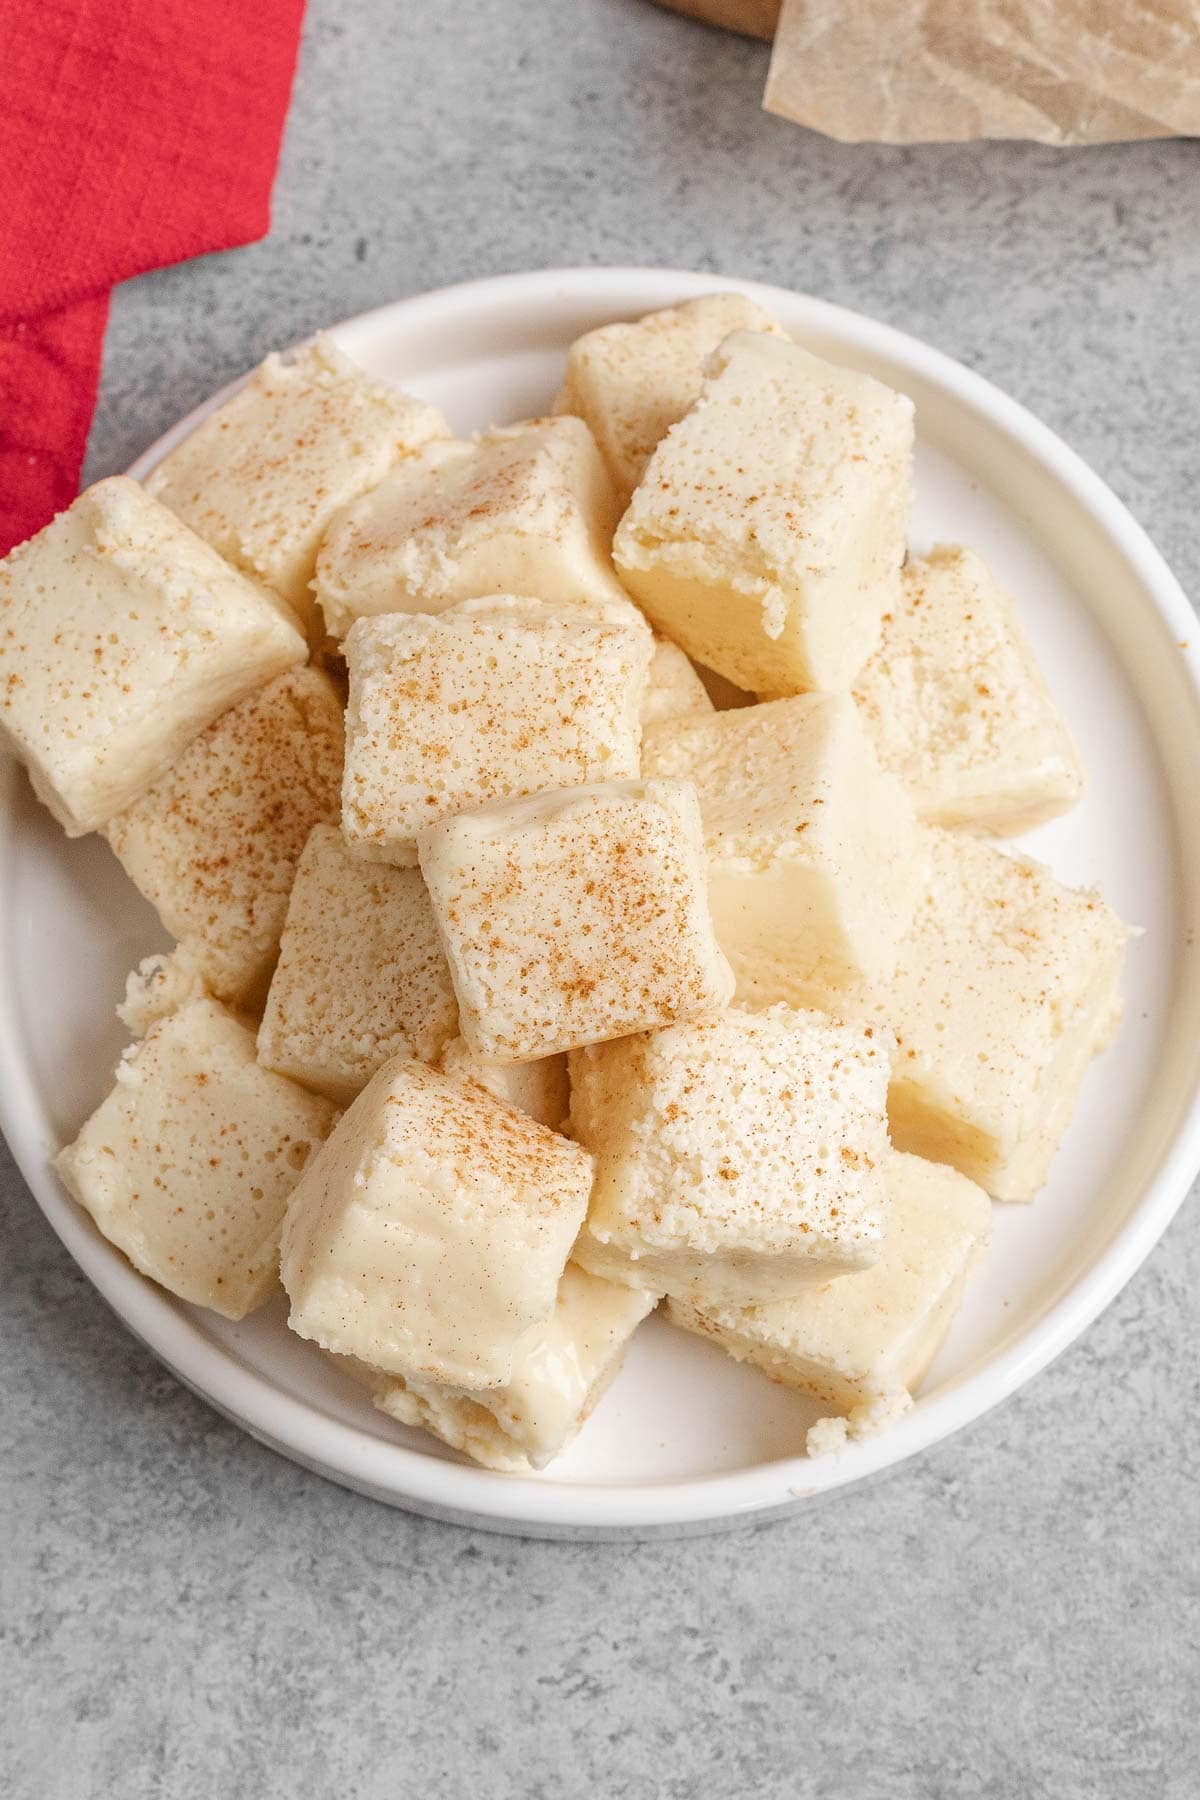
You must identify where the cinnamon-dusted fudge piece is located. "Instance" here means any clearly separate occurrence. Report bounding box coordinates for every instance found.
[315,415,634,638]
[668,1152,991,1450]
[106,667,344,1008]
[257,824,459,1104]
[553,292,785,507]
[642,693,920,1009]
[417,779,735,1062]
[859,828,1130,1201]
[614,332,913,694]
[340,597,650,865]
[854,545,1084,834]
[571,1006,891,1305]
[437,1037,569,1133]
[56,999,337,1319]
[146,336,448,628]
[281,1057,592,1389]
[0,477,305,835]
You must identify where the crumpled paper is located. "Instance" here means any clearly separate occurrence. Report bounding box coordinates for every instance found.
[764,0,1200,144]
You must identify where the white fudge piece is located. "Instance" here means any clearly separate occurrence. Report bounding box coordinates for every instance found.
[257,824,459,1104]
[145,336,448,628]
[314,416,631,638]
[56,999,337,1319]
[641,636,716,728]
[362,1266,656,1471]
[642,693,920,1009]
[438,1036,569,1132]
[418,779,735,1063]
[0,477,306,835]
[280,1056,592,1388]
[553,293,786,508]
[106,668,344,1007]
[857,828,1130,1202]
[571,1006,891,1305]
[614,332,913,695]
[667,1152,991,1448]
[117,946,214,1037]
[341,597,650,865]
[853,546,1084,834]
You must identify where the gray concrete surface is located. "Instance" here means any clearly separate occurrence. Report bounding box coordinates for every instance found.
[4,1,1199,1793]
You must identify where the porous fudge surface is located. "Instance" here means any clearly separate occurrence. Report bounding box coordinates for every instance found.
[0,476,306,835]
[571,1005,891,1305]
[641,636,716,729]
[314,415,630,638]
[257,824,459,1104]
[642,693,920,1009]
[280,1056,592,1389]
[437,1037,570,1132]
[365,1265,656,1471]
[857,828,1130,1202]
[668,1151,991,1444]
[341,597,650,865]
[106,667,345,1007]
[145,336,447,627]
[553,292,786,508]
[854,545,1084,834]
[614,331,913,695]
[417,779,735,1063]
[118,946,214,1037]
[56,999,337,1320]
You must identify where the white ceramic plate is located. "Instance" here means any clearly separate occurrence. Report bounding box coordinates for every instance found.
[3,268,1199,1540]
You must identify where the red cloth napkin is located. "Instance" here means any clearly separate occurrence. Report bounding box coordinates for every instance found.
[0,0,307,555]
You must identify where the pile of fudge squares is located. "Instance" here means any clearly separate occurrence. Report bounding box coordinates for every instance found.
[0,292,1130,1472]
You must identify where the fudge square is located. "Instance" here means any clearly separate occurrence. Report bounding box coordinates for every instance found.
[553,292,786,508]
[106,667,345,1008]
[341,597,651,865]
[417,778,735,1062]
[257,824,460,1104]
[56,999,338,1319]
[145,336,448,628]
[280,1056,593,1390]
[570,1006,891,1306]
[854,545,1084,834]
[0,477,306,836]
[861,828,1130,1202]
[365,1265,657,1471]
[642,693,921,1010]
[314,415,631,638]
[614,331,913,696]
[667,1151,992,1448]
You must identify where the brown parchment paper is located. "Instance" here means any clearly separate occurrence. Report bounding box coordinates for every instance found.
[764,0,1200,144]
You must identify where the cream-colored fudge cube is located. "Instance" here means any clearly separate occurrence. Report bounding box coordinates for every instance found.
[853,546,1084,834]
[571,1006,891,1305]
[56,999,337,1319]
[106,668,344,1007]
[145,336,448,627]
[0,477,306,835]
[257,824,459,1104]
[642,693,920,1009]
[280,1056,592,1388]
[641,636,716,728]
[314,416,631,638]
[418,779,735,1062]
[553,293,786,508]
[667,1152,991,1448]
[437,1037,569,1132]
[614,332,913,695]
[362,1266,656,1471]
[858,828,1130,1202]
[341,597,650,865]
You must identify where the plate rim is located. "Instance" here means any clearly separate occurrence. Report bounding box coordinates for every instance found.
[4,263,1200,1537]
